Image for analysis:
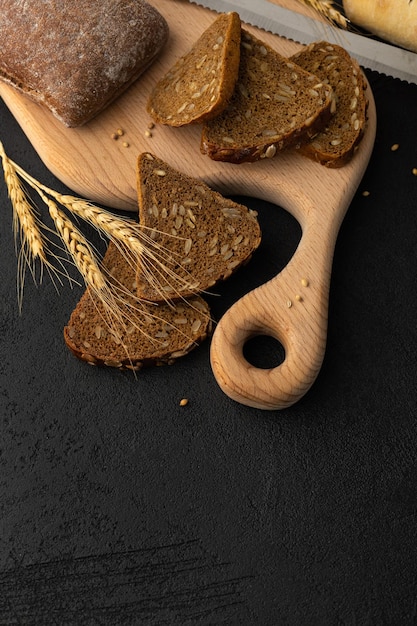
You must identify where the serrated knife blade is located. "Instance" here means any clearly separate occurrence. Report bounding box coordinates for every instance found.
[189,0,417,84]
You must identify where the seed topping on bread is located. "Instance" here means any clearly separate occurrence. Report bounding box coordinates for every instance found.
[200,30,334,163]
[291,42,368,167]
[135,152,261,302]
[147,12,241,126]
[64,242,212,369]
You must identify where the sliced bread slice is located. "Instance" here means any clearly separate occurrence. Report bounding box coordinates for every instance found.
[291,42,368,167]
[64,242,212,370]
[135,152,261,302]
[200,30,334,163]
[147,12,241,126]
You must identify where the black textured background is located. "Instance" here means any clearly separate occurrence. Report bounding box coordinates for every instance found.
[1,68,417,625]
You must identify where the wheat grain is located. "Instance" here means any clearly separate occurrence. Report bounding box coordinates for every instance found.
[0,141,68,308]
[45,196,106,292]
[296,0,348,28]
[0,142,46,264]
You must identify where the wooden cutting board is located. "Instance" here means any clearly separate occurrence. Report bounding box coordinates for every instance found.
[0,0,357,211]
[0,0,377,409]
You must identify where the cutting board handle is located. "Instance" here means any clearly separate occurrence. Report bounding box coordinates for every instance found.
[209,213,339,410]
[209,82,376,411]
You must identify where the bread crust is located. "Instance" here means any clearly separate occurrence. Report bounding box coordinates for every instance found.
[0,0,169,126]
[201,106,333,164]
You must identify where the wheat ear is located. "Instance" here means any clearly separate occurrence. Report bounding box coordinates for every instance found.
[11,170,182,344]
[8,163,203,302]
[43,193,202,300]
[1,144,205,336]
[1,142,46,263]
[296,0,349,29]
[41,192,106,292]
[0,141,75,308]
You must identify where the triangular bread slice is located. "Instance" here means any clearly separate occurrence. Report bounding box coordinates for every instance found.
[200,30,334,163]
[291,42,368,167]
[147,12,241,126]
[135,152,261,302]
[64,242,212,370]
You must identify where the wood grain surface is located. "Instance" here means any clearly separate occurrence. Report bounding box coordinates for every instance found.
[0,0,377,409]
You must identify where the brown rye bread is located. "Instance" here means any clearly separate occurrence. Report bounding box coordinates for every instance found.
[291,41,368,167]
[64,242,212,370]
[200,29,334,164]
[147,12,241,126]
[0,0,169,126]
[135,152,262,302]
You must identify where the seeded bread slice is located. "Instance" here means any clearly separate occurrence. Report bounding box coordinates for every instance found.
[64,242,212,370]
[64,243,211,370]
[200,30,334,164]
[291,42,368,168]
[147,12,241,126]
[135,152,261,302]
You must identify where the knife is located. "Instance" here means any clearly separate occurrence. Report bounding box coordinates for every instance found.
[189,0,417,84]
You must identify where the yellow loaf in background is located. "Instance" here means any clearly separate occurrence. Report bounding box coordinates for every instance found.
[343,0,417,53]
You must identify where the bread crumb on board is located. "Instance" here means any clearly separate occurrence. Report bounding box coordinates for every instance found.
[111,128,125,140]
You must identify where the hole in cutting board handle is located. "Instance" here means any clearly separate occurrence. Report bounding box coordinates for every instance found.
[242,334,285,369]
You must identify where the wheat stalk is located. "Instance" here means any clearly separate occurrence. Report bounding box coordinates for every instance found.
[297,0,349,29]
[0,141,202,324]
[0,141,77,308]
[8,161,203,301]
[0,143,213,370]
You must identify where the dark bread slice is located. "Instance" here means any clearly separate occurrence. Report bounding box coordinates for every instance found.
[64,242,212,370]
[147,12,241,126]
[0,0,169,127]
[135,153,261,302]
[291,42,368,167]
[200,30,334,164]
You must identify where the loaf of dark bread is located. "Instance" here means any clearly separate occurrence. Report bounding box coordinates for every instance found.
[64,242,212,370]
[147,12,241,126]
[0,0,169,126]
[200,30,334,164]
[291,42,368,167]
